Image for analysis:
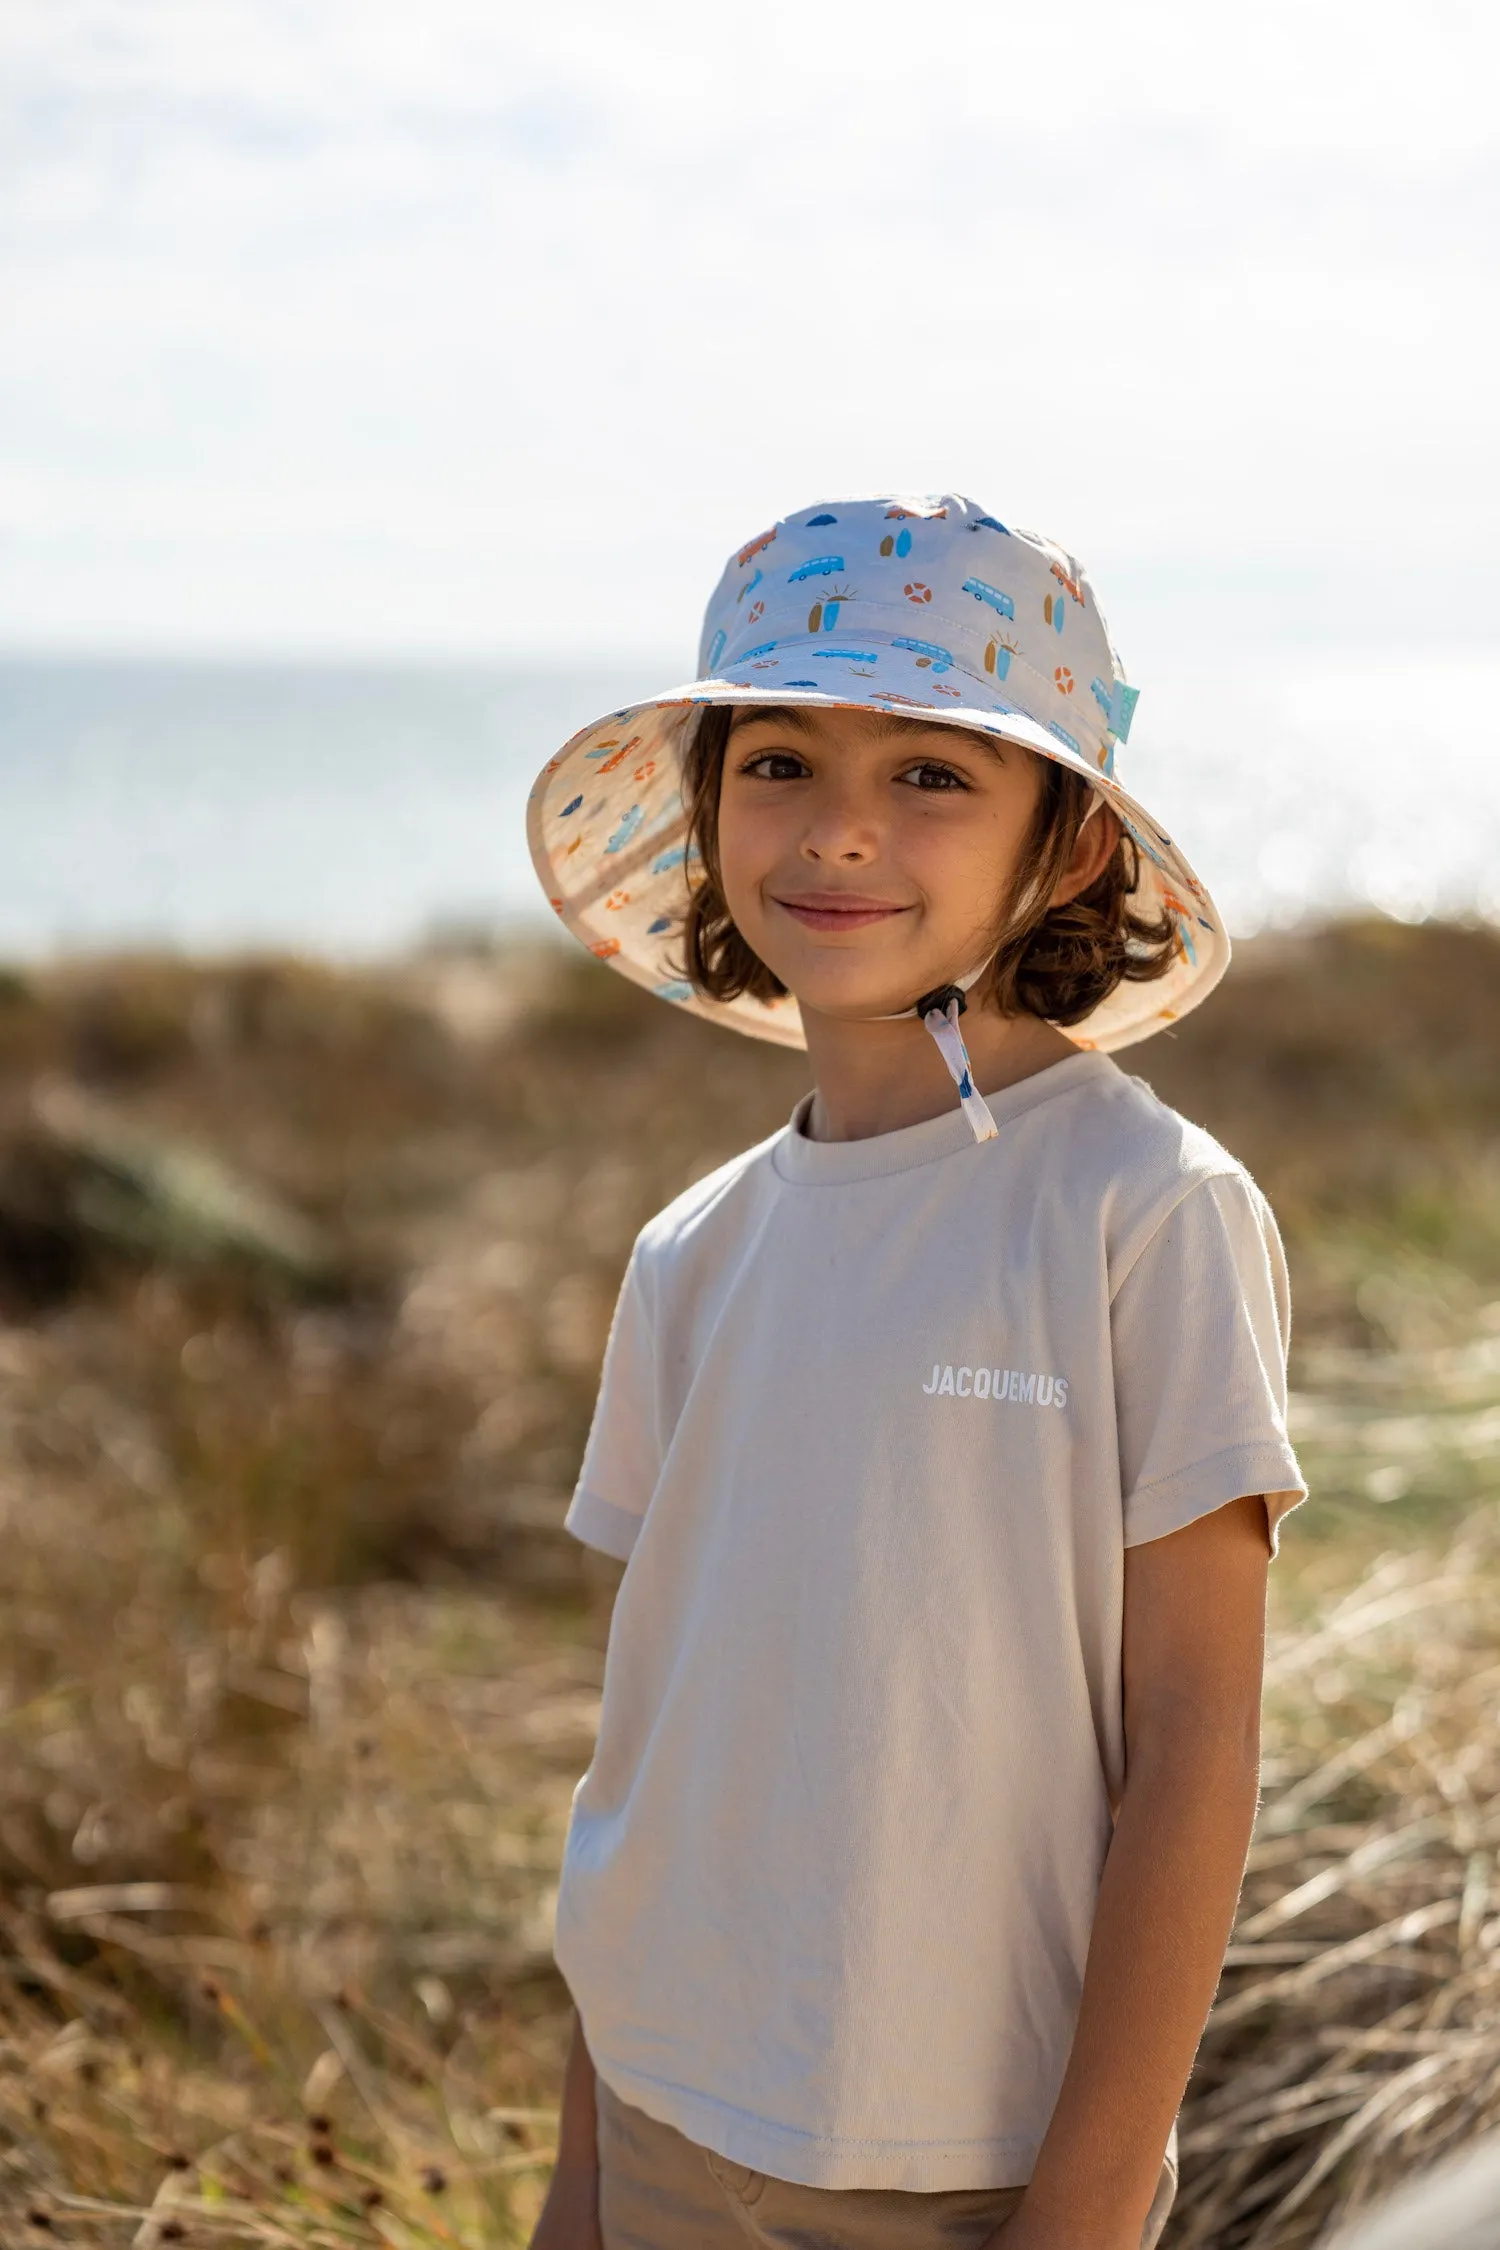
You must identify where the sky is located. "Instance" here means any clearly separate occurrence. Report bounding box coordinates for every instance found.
[2,0,1498,669]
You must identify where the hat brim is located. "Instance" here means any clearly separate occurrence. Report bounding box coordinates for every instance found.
[527,655,1228,1054]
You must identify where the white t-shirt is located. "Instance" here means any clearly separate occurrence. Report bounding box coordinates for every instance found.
[555,1051,1305,2192]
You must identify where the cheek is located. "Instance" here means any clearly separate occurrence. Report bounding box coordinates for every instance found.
[896,793,1026,895]
[889,788,1037,942]
[715,787,781,913]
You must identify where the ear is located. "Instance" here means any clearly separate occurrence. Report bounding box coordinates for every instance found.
[1050,802,1121,910]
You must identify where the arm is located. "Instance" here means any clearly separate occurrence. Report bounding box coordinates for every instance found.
[529,2008,602,2250]
[994,1493,1270,2250]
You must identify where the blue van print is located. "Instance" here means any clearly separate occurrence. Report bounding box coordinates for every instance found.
[970,515,1010,534]
[1120,813,1169,874]
[788,555,844,581]
[1047,722,1083,755]
[605,804,645,854]
[805,513,838,526]
[737,640,780,661]
[810,648,879,663]
[654,980,695,1004]
[893,637,955,674]
[960,577,1016,620]
[706,628,727,669]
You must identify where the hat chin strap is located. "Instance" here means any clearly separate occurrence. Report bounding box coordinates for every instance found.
[875,965,999,1146]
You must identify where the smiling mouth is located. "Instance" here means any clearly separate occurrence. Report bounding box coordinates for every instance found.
[771,894,912,932]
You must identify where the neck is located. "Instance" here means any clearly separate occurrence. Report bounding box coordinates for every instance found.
[799,998,1079,1142]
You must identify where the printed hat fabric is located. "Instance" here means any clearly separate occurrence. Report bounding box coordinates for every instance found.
[527,493,1228,1053]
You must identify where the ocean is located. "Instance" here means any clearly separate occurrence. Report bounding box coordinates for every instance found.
[3,649,1498,959]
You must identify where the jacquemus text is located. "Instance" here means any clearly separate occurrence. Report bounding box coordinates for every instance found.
[922,1365,1069,1407]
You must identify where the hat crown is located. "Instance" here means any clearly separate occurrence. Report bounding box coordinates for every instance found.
[697,494,1137,778]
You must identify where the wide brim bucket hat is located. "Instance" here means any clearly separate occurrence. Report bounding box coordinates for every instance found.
[528,493,1227,1054]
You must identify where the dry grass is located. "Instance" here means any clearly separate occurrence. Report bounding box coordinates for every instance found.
[0,1573,602,2243]
[2,920,1500,2244]
[1176,1513,1500,2247]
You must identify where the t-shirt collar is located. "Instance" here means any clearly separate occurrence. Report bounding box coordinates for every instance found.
[773,1050,1119,1185]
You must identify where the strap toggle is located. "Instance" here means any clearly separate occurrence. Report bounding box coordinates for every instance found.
[920,996,999,1145]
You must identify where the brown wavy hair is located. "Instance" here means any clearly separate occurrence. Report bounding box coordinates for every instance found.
[677,704,1179,1024]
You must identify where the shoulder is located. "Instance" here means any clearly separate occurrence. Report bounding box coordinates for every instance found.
[630,1123,788,1290]
[1050,1057,1275,1277]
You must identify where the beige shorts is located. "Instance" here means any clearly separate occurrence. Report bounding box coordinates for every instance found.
[595,2076,1177,2250]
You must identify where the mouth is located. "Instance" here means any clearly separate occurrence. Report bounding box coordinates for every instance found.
[770,893,913,933]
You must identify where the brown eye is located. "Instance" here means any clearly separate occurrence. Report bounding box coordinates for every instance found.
[743,751,809,782]
[900,761,966,792]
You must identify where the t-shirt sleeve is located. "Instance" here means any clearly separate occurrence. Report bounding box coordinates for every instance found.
[1112,1171,1307,1555]
[563,1250,660,1562]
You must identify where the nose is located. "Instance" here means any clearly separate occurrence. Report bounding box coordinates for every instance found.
[798,780,880,865]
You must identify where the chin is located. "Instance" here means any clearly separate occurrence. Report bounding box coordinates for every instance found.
[759,936,952,1026]
[789,980,930,1026]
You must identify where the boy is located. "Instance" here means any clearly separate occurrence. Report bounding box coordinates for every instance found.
[525,495,1305,2248]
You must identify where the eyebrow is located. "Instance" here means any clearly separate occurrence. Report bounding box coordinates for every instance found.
[727,703,1004,756]
[726,702,820,736]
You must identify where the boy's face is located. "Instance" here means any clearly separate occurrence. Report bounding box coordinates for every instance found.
[716,703,1047,1023]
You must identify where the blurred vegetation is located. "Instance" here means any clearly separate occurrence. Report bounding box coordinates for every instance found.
[0,920,1498,2242]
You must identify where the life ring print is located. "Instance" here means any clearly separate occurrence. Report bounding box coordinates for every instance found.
[903,582,932,604]
[1054,666,1074,693]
